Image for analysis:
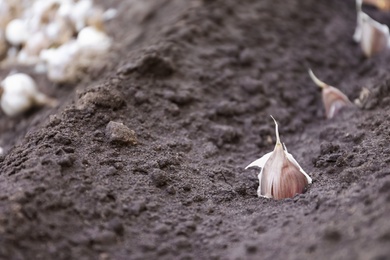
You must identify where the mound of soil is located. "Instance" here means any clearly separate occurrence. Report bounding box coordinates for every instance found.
[1,0,390,259]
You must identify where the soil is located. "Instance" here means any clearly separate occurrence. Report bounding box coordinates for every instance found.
[0,0,390,259]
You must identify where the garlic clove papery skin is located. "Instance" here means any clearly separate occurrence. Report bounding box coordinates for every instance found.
[245,151,273,198]
[309,69,352,119]
[360,12,390,57]
[246,117,312,200]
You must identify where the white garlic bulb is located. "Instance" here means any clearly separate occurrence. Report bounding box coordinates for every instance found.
[45,16,75,46]
[5,19,30,46]
[0,73,57,117]
[77,26,111,52]
[70,0,93,32]
[40,40,79,82]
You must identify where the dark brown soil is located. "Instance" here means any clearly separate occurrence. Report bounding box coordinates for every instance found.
[1,0,390,259]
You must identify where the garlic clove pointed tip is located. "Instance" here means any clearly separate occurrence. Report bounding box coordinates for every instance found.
[308,69,328,89]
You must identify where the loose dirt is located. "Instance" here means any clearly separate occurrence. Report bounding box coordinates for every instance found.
[0,0,390,259]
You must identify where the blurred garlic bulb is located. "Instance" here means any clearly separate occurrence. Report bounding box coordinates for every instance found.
[29,31,51,55]
[0,73,57,117]
[246,116,312,200]
[45,16,75,46]
[70,0,93,32]
[57,0,75,18]
[86,8,105,31]
[5,19,30,46]
[77,26,111,52]
[309,69,352,119]
[40,40,79,82]
[17,31,50,65]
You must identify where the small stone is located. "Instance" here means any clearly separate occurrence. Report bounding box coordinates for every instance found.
[379,180,390,193]
[151,169,168,187]
[57,154,75,168]
[105,166,117,176]
[134,91,148,104]
[167,186,176,195]
[128,201,146,216]
[137,54,174,78]
[92,230,117,244]
[210,124,241,147]
[241,77,263,94]
[239,48,254,65]
[323,227,342,242]
[107,218,124,236]
[105,121,137,145]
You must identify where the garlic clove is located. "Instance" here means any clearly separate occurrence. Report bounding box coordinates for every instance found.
[5,19,30,46]
[309,69,352,119]
[360,12,390,57]
[353,0,363,42]
[246,116,311,200]
[363,0,390,11]
[353,0,389,56]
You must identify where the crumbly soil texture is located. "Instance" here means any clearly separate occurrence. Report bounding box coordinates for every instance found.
[1,0,390,259]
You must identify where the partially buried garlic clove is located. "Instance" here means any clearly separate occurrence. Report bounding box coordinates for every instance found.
[245,116,312,200]
[309,69,352,119]
[0,73,57,117]
[363,0,390,11]
[360,12,390,57]
[353,0,390,57]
